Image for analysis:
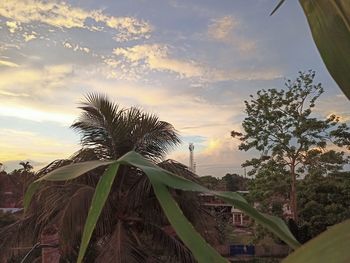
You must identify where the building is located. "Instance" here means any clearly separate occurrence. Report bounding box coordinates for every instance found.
[199,191,251,227]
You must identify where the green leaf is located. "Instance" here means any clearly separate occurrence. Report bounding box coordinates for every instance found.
[149,176,228,263]
[23,181,41,211]
[36,160,115,181]
[299,0,350,99]
[270,0,286,16]
[77,162,120,263]
[23,151,300,263]
[23,160,115,211]
[118,151,301,250]
[283,219,350,263]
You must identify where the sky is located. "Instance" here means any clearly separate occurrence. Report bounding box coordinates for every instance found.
[0,0,349,177]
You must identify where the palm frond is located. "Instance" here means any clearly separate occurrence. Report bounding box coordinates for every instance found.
[95,220,147,263]
[71,93,180,161]
[142,222,196,263]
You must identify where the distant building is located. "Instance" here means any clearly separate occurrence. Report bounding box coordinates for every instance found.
[199,192,251,227]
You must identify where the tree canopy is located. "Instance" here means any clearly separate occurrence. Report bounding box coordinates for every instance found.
[232,71,350,221]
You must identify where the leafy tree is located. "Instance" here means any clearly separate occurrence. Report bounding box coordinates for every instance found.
[222,173,248,191]
[298,171,350,239]
[198,175,220,189]
[232,71,349,221]
[0,94,217,262]
[248,160,290,213]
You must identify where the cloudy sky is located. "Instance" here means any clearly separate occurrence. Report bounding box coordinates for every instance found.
[0,0,349,176]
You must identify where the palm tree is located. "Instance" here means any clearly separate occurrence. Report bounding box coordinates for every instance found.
[0,94,218,262]
[19,161,33,172]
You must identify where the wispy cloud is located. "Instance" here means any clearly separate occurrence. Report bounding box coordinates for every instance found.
[0,104,75,124]
[62,41,90,53]
[0,64,79,124]
[0,59,19,67]
[112,44,203,78]
[0,0,151,41]
[210,68,282,81]
[208,15,256,53]
[0,128,78,162]
[23,31,37,42]
[5,20,21,33]
[110,43,280,82]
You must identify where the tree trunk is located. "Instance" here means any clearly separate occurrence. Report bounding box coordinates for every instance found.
[290,164,298,221]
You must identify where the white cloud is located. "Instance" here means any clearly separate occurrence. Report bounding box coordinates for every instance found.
[0,128,78,163]
[208,15,256,53]
[113,44,203,78]
[0,64,79,124]
[0,90,29,97]
[23,31,37,42]
[110,43,280,82]
[0,59,19,67]
[5,20,21,33]
[208,16,238,41]
[0,0,151,41]
[63,41,90,53]
[0,104,75,124]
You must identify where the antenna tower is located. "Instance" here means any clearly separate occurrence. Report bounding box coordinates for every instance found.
[189,143,195,173]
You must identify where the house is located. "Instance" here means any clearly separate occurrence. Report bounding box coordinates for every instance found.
[199,191,251,227]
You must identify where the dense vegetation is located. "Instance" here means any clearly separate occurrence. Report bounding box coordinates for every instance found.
[0,95,220,262]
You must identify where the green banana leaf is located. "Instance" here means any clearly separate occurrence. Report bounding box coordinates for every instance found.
[282,219,350,263]
[118,151,300,250]
[271,0,350,99]
[299,0,350,99]
[24,151,300,263]
[148,176,227,263]
[23,160,115,211]
[77,163,119,263]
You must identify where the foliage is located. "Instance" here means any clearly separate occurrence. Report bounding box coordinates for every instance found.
[198,175,221,189]
[297,172,350,239]
[0,211,17,228]
[222,173,249,192]
[283,219,350,263]
[299,0,350,99]
[271,0,350,99]
[1,94,298,263]
[24,151,300,263]
[232,71,349,220]
[1,94,209,263]
[0,162,36,207]
[248,160,289,213]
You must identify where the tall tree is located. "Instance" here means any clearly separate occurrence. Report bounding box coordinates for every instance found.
[232,71,349,221]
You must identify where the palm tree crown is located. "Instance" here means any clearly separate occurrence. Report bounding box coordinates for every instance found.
[71,93,180,161]
[0,94,217,262]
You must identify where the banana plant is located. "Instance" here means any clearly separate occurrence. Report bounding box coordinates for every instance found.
[272,0,350,99]
[24,151,300,263]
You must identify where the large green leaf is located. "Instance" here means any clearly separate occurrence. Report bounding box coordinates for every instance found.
[149,176,228,263]
[77,162,120,263]
[299,0,350,99]
[283,219,350,263]
[118,151,300,250]
[24,151,300,262]
[24,160,115,211]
